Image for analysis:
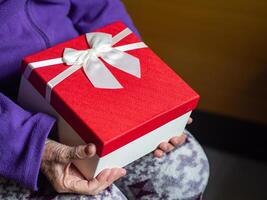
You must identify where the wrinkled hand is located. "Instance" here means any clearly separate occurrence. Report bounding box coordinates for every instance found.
[154,117,193,158]
[41,140,126,195]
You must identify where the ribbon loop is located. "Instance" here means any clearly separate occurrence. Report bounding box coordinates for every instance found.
[86,32,113,49]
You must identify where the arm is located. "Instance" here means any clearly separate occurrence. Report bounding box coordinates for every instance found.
[0,92,56,190]
[0,92,124,194]
[69,0,140,37]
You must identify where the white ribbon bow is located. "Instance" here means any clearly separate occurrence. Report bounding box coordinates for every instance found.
[63,32,143,89]
[24,28,147,102]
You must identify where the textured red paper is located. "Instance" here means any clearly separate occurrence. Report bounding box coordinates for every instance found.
[22,22,200,157]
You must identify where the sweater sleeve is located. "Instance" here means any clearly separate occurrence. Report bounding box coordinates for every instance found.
[69,0,140,37]
[0,92,56,191]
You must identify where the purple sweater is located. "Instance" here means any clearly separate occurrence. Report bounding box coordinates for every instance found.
[0,0,138,190]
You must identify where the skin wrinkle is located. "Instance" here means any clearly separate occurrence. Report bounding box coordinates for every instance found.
[40,139,126,195]
[0,0,200,196]
[40,118,192,195]
[0,126,208,199]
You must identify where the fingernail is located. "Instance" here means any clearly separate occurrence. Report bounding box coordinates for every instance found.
[121,169,126,176]
[85,144,95,155]
[85,145,90,155]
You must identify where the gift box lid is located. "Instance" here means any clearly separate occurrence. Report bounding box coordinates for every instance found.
[21,22,200,157]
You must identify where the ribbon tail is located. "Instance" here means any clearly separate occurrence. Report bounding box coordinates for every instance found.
[83,56,123,89]
[101,49,141,78]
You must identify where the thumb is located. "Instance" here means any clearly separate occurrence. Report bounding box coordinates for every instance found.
[66,143,96,162]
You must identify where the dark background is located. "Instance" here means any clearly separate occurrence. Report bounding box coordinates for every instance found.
[122,1,267,199]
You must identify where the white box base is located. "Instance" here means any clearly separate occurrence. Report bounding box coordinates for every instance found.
[18,76,191,179]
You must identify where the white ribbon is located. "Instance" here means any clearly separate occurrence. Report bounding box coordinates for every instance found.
[24,28,147,102]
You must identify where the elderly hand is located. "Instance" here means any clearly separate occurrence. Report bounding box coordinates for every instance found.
[41,139,126,196]
[154,117,193,158]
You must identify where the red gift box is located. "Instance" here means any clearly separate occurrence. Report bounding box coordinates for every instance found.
[18,21,199,178]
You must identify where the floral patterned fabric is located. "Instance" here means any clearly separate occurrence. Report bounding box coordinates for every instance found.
[0,131,209,200]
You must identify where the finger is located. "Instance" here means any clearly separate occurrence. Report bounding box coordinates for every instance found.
[164,143,175,152]
[51,143,96,163]
[158,142,168,152]
[154,149,164,158]
[158,142,175,153]
[187,117,193,124]
[95,168,126,194]
[91,169,115,195]
[169,134,186,145]
[97,168,111,183]
[67,169,111,195]
[169,136,181,146]
[42,139,71,163]
[54,163,92,194]
[107,168,126,183]
[170,134,187,146]
[68,143,96,161]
